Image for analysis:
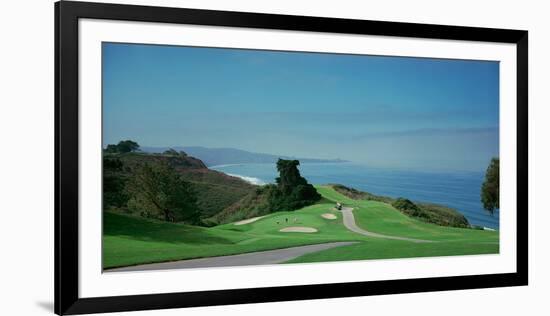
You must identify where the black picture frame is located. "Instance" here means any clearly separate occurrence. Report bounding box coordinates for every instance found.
[55,1,528,315]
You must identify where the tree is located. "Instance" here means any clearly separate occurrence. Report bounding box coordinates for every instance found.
[104,140,140,153]
[163,148,179,156]
[116,140,140,153]
[481,157,499,214]
[126,162,199,223]
[103,157,129,208]
[275,159,307,193]
[268,159,321,211]
[105,144,119,153]
[162,148,187,157]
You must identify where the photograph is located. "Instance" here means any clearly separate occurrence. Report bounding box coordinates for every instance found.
[101,42,500,272]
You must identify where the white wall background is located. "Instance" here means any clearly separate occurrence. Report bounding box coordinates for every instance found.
[0,0,546,315]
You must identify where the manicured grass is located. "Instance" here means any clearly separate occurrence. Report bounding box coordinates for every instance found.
[286,239,499,263]
[103,204,363,269]
[103,186,499,269]
[284,186,498,263]
[216,204,361,240]
[351,201,498,242]
[318,185,499,243]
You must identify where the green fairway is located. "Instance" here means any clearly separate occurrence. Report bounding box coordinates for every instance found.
[286,239,499,263]
[316,186,498,242]
[103,185,499,269]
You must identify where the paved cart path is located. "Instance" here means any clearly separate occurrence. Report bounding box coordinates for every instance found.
[340,207,432,243]
[107,241,357,272]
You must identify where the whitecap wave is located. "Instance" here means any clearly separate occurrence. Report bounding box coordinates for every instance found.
[209,163,244,169]
[226,173,265,185]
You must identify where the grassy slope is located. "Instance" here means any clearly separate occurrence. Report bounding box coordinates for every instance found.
[316,186,497,242]
[288,186,498,263]
[103,186,498,269]
[103,203,363,269]
[208,187,270,224]
[286,239,498,263]
[177,169,254,218]
[332,184,470,228]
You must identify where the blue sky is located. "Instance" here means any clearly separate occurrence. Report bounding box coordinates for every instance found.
[103,42,499,172]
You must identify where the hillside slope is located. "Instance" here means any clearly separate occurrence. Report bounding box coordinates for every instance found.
[209,186,271,224]
[104,151,256,220]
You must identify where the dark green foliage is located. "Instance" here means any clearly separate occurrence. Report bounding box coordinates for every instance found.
[414,202,470,228]
[126,162,200,224]
[268,159,321,212]
[392,198,422,216]
[163,148,187,156]
[104,157,124,170]
[392,198,469,228]
[117,140,140,153]
[105,140,140,153]
[275,160,307,192]
[103,157,129,208]
[105,144,119,153]
[163,148,179,155]
[481,157,499,214]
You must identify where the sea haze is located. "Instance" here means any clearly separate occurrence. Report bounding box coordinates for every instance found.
[211,162,500,230]
[141,146,346,166]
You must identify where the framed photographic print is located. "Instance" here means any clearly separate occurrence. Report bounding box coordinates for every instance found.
[55,1,528,314]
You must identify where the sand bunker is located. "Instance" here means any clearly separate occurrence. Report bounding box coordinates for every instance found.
[234,216,266,226]
[321,213,337,220]
[279,226,318,233]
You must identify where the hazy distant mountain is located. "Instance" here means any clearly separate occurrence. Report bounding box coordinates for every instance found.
[140,146,347,167]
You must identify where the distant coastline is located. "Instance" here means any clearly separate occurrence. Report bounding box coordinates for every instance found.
[141,146,348,167]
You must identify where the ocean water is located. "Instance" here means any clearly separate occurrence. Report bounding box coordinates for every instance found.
[211,162,499,229]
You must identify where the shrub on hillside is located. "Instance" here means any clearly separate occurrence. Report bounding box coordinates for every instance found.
[415,202,469,228]
[392,198,469,228]
[332,184,394,203]
[392,198,423,217]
